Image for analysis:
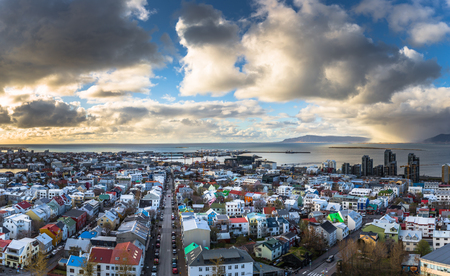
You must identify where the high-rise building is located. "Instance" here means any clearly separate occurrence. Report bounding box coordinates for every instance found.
[352,164,361,177]
[405,153,420,183]
[342,163,351,175]
[362,155,373,177]
[443,164,450,183]
[384,150,397,176]
[374,165,384,177]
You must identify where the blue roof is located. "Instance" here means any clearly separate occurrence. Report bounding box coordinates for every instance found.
[60,259,68,264]
[80,231,98,239]
[67,256,86,268]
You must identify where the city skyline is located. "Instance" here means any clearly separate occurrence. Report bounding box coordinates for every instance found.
[1,0,450,144]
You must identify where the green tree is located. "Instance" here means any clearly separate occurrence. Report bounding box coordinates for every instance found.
[416,239,432,256]
[210,226,219,242]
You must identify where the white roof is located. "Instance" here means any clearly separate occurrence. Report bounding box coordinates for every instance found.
[183,218,211,232]
[405,216,436,225]
[433,230,450,238]
[36,233,53,245]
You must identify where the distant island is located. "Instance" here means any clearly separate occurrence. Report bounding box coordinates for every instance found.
[281,135,369,143]
[423,134,450,144]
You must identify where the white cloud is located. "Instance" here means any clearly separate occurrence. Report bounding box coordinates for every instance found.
[161,94,176,102]
[125,0,155,21]
[409,22,450,45]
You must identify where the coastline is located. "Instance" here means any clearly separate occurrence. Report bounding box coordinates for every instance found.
[329,146,424,151]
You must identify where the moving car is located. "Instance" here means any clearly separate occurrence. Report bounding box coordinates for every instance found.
[326,255,334,263]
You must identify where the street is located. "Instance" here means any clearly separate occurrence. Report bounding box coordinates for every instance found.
[296,213,382,276]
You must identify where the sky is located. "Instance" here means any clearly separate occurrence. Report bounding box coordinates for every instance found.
[1,0,450,144]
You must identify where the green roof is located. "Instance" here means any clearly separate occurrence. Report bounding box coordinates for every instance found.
[58,216,76,227]
[327,212,344,223]
[99,194,110,200]
[184,242,199,255]
[210,203,225,209]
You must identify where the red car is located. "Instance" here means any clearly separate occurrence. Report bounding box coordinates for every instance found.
[154,258,159,265]
[156,243,160,248]
[172,268,178,274]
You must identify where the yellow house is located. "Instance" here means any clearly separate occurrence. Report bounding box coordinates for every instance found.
[359,231,379,246]
[98,211,119,229]
[40,224,62,246]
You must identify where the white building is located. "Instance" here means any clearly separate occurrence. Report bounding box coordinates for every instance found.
[187,248,253,276]
[333,223,349,241]
[339,210,363,232]
[399,230,422,252]
[349,188,372,197]
[226,200,244,217]
[405,216,436,238]
[182,218,211,248]
[4,214,32,239]
[276,185,293,196]
[433,230,450,250]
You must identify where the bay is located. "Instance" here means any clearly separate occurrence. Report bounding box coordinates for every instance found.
[1,143,449,177]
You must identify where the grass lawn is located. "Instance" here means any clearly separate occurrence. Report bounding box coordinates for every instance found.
[289,247,310,260]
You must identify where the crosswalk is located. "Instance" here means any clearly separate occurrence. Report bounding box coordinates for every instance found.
[302,270,328,276]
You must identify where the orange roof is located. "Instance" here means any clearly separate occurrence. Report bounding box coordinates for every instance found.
[41,224,60,236]
[111,242,142,266]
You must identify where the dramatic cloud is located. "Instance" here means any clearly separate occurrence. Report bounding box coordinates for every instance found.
[11,99,88,128]
[294,86,450,142]
[178,0,440,103]
[77,64,155,101]
[177,2,251,96]
[0,107,11,125]
[0,0,162,93]
[355,0,450,45]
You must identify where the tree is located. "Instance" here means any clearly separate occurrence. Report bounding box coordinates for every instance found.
[253,199,266,212]
[103,222,113,232]
[26,252,48,276]
[80,259,96,276]
[416,239,432,256]
[68,246,82,257]
[301,226,326,256]
[389,241,406,276]
[210,226,219,242]
[210,257,225,276]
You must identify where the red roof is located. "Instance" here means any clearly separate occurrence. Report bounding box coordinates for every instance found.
[16,201,32,210]
[41,224,61,236]
[229,190,241,195]
[111,242,142,266]
[263,207,276,215]
[229,217,248,224]
[52,196,65,206]
[0,240,12,251]
[90,247,114,264]
[303,218,317,223]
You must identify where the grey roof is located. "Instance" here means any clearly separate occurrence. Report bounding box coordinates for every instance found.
[282,232,296,239]
[277,209,289,216]
[321,221,337,234]
[64,238,91,252]
[216,215,228,220]
[421,243,450,265]
[188,248,253,267]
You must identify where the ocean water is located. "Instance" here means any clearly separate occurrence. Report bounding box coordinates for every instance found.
[1,143,449,177]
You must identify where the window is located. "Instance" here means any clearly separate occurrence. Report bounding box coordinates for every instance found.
[70,269,75,273]
[436,243,440,246]
[106,266,109,270]
[199,268,202,271]
[79,270,84,274]
[235,273,238,276]
[235,265,238,269]
[241,264,245,268]
[228,265,232,269]
[206,267,209,271]
[241,273,245,276]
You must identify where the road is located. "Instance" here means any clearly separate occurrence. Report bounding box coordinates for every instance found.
[295,214,382,276]
[159,180,175,276]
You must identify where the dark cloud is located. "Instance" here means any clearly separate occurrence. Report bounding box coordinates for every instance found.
[11,99,87,128]
[160,33,179,56]
[178,2,239,46]
[0,0,163,91]
[0,107,11,125]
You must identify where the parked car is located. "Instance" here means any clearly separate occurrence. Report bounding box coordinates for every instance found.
[172,263,177,268]
[172,244,177,249]
[173,249,177,255]
[172,258,177,264]
[152,266,157,272]
[172,268,178,274]
[156,243,160,248]
[154,258,159,265]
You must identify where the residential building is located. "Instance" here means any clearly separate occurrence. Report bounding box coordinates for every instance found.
[247,213,268,239]
[310,221,337,247]
[98,210,120,229]
[63,209,87,232]
[226,200,244,216]
[339,210,362,232]
[333,223,349,241]
[40,224,62,246]
[4,214,32,239]
[57,216,77,237]
[186,247,253,276]
[35,233,53,254]
[182,218,211,248]
[116,220,149,248]
[254,238,283,261]
[400,230,422,252]
[66,255,87,276]
[405,216,436,238]
[420,244,450,275]
[228,217,249,236]
[5,238,39,269]
[0,240,12,266]
[64,238,91,258]
[359,232,379,246]
[433,230,450,250]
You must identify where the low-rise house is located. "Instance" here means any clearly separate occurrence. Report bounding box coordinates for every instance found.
[182,218,211,248]
[333,223,349,241]
[116,221,149,249]
[400,230,422,252]
[13,201,32,214]
[64,238,91,258]
[433,230,450,250]
[4,214,32,239]
[254,238,283,261]
[40,224,62,246]
[36,233,53,254]
[56,221,69,241]
[339,210,362,232]
[229,217,249,236]
[26,204,52,222]
[57,216,77,237]
[89,242,144,276]
[247,213,268,239]
[66,255,87,276]
[210,203,226,214]
[98,210,120,229]
[63,209,87,232]
[310,221,337,247]
[0,227,10,240]
[266,217,280,236]
[226,200,244,216]
[187,247,253,276]
[0,240,12,266]
[5,238,39,269]
[359,231,379,246]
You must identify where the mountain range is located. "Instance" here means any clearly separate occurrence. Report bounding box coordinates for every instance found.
[281,135,369,143]
[423,134,450,144]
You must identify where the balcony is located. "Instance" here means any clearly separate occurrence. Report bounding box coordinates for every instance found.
[6,255,19,262]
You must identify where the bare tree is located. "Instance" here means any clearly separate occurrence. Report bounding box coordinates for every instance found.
[26,252,47,276]
[253,199,266,212]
